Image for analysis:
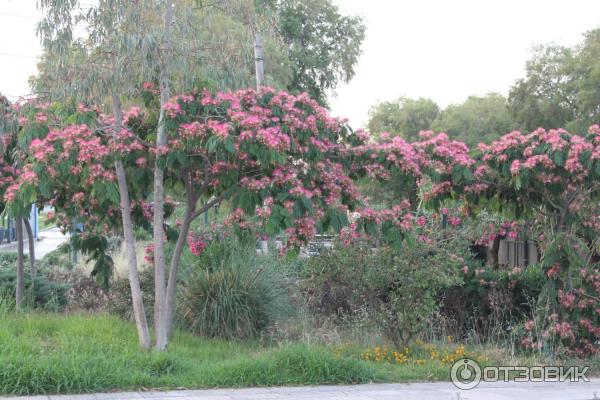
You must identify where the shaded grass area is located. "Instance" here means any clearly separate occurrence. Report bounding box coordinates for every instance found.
[0,313,394,395]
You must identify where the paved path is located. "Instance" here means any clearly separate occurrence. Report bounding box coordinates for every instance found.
[0,227,68,259]
[2,381,599,400]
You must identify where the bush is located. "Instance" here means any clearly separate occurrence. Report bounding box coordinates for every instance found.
[107,268,154,323]
[519,233,600,357]
[178,243,292,339]
[303,234,466,349]
[47,270,109,313]
[302,242,385,320]
[0,252,22,269]
[0,268,69,311]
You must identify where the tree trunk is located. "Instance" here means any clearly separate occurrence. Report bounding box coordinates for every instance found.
[153,163,168,350]
[165,202,195,339]
[23,218,36,277]
[153,0,174,351]
[254,35,264,90]
[112,92,152,351]
[15,217,24,310]
[165,190,230,339]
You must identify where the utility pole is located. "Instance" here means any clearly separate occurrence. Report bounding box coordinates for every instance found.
[254,35,264,90]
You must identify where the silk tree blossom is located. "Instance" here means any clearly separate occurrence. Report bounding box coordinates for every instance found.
[163,99,182,118]
[123,106,142,124]
[477,126,600,236]
[510,160,521,175]
[415,131,474,168]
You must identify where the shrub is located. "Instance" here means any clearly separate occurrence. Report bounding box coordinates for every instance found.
[441,259,544,344]
[107,268,154,323]
[520,233,600,357]
[0,268,69,311]
[178,243,292,339]
[47,270,109,313]
[0,252,21,269]
[302,242,385,320]
[303,232,466,349]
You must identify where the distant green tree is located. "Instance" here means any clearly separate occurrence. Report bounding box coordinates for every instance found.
[573,29,600,131]
[278,0,365,105]
[508,28,600,133]
[432,93,517,146]
[508,44,577,132]
[367,97,439,141]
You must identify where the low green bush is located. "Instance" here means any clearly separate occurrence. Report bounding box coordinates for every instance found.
[0,253,69,311]
[0,252,21,268]
[47,270,109,312]
[107,268,154,323]
[303,234,465,349]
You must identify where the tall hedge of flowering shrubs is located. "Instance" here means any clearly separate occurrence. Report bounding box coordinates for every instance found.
[4,85,600,356]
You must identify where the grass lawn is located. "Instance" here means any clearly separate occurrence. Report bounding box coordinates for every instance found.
[0,313,595,395]
[0,313,441,395]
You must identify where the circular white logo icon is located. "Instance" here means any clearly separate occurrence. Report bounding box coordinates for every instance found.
[450,358,482,390]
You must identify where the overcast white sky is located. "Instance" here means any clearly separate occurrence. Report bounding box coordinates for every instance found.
[1,0,599,128]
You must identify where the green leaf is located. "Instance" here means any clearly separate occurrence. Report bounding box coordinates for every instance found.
[206,136,219,152]
[106,183,120,204]
[514,175,522,190]
[553,152,565,167]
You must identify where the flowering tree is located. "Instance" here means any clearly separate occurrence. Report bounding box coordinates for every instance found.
[475,126,600,355]
[477,126,600,230]
[0,95,41,308]
[8,64,599,357]
[12,87,426,350]
[35,0,288,351]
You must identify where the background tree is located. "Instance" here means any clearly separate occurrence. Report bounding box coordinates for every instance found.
[32,0,284,102]
[508,44,577,132]
[277,0,365,105]
[431,93,517,146]
[367,97,439,141]
[573,29,600,132]
[508,29,600,134]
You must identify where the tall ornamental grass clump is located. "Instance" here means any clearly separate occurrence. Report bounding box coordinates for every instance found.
[178,240,293,339]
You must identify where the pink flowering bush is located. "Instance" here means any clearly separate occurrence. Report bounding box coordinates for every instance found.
[4,100,156,286]
[518,233,600,356]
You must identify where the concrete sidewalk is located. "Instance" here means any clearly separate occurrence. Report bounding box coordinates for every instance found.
[2,381,599,400]
[0,227,69,259]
